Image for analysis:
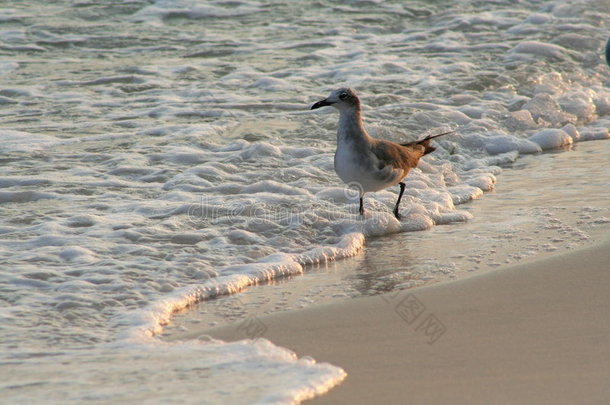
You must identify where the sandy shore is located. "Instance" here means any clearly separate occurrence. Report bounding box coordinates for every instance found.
[171,236,610,404]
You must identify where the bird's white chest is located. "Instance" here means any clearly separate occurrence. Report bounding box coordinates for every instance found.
[334,141,400,193]
[334,142,364,184]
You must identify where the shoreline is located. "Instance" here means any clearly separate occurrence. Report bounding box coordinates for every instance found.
[169,236,610,404]
[162,140,610,338]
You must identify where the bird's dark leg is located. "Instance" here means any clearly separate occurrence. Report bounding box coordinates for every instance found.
[393,182,406,220]
[359,196,364,216]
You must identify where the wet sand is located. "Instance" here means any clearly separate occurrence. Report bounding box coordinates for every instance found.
[163,140,610,335]
[172,236,610,404]
[164,140,610,403]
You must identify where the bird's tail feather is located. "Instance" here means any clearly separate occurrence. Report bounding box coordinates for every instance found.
[401,130,454,155]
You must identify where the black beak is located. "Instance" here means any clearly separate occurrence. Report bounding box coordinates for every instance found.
[311,99,333,110]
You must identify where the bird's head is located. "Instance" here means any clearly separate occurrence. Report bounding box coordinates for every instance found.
[311,88,360,112]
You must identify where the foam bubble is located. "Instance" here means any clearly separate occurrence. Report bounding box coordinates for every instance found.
[0,130,59,152]
[528,128,573,150]
[0,62,19,75]
[508,40,568,59]
[485,135,542,155]
[0,191,60,203]
[130,0,261,23]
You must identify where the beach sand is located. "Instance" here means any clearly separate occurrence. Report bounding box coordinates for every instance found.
[170,236,610,404]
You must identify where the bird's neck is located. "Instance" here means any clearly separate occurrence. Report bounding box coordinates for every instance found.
[337,108,370,144]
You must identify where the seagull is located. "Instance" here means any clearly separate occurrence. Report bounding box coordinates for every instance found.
[311,88,452,219]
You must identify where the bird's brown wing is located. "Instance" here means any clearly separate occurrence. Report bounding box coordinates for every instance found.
[371,139,425,173]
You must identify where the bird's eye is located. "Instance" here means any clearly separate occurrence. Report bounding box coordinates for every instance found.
[339,92,348,100]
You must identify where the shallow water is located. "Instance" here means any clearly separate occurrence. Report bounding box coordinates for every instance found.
[1,0,609,403]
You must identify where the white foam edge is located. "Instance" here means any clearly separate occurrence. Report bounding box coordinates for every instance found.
[113,234,358,401]
[111,233,362,403]
[118,232,365,341]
